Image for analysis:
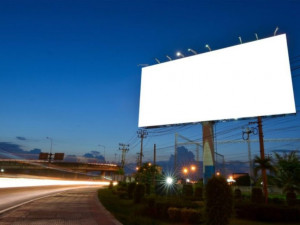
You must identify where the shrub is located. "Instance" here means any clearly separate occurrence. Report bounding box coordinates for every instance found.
[286,191,297,206]
[182,184,193,198]
[205,176,233,225]
[145,183,151,195]
[251,187,264,203]
[180,208,199,224]
[117,190,127,199]
[127,182,136,199]
[234,189,242,200]
[194,186,203,200]
[235,201,300,222]
[134,183,145,203]
[167,207,181,221]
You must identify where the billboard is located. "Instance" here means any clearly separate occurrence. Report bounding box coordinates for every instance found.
[138,34,295,128]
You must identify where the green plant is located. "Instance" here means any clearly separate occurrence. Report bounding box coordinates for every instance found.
[167,207,181,221]
[251,187,264,204]
[234,189,242,200]
[194,186,203,200]
[134,183,145,203]
[180,208,199,224]
[182,184,193,197]
[286,191,297,206]
[127,182,136,199]
[205,176,233,225]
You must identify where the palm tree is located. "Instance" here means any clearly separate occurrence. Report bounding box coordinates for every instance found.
[253,155,275,177]
[273,151,300,194]
[253,155,275,203]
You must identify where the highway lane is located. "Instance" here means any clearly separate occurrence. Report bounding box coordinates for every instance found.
[0,186,121,225]
[0,185,87,213]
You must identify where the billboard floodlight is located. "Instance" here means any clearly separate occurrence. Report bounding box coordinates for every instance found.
[176,51,185,57]
[188,48,197,55]
[255,33,259,40]
[166,55,172,61]
[155,58,161,64]
[274,26,279,36]
[205,44,211,51]
[238,36,242,44]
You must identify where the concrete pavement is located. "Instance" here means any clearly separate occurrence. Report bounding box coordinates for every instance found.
[0,187,122,225]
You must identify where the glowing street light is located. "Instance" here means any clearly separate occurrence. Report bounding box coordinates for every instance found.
[190,165,196,171]
[216,171,220,176]
[183,167,188,174]
[166,176,174,185]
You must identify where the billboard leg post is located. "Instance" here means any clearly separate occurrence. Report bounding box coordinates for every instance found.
[203,121,215,185]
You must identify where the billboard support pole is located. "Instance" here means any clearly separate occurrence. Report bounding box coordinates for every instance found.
[202,121,215,184]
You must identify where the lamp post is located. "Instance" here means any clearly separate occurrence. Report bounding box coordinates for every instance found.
[46,137,53,163]
[98,144,106,162]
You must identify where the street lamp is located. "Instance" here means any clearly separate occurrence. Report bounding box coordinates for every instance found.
[98,144,106,162]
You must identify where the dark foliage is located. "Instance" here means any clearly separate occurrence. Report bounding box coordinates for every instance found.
[286,191,297,206]
[182,184,193,198]
[134,183,145,203]
[234,189,242,200]
[251,187,264,203]
[194,186,203,200]
[235,202,300,222]
[235,175,251,186]
[127,182,136,199]
[205,176,233,225]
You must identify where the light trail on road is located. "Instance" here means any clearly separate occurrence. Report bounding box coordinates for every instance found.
[0,177,117,188]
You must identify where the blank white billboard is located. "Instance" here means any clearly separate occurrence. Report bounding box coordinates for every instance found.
[138,34,295,128]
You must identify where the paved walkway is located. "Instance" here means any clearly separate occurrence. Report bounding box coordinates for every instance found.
[0,187,122,225]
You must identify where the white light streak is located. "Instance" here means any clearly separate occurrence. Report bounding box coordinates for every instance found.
[0,177,117,188]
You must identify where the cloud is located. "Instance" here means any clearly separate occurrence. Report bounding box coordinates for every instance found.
[16,136,27,141]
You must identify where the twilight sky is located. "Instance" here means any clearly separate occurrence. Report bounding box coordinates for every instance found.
[0,0,300,163]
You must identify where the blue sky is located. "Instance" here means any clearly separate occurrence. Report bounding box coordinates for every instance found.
[0,0,300,163]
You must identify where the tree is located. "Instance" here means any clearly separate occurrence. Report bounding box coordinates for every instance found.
[135,163,158,184]
[273,151,300,194]
[253,155,275,178]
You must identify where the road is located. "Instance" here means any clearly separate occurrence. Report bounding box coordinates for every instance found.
[0,186,122,225]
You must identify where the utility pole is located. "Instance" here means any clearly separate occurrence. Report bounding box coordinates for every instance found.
[137,129,148,167]
[119,143,129,168]
[250,117,268,203]
[242,127,257,180]
[174,133,178,170]
[153,144,156,166]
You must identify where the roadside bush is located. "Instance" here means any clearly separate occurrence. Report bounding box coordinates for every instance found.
[182,184,193,198]
[127,182,136,199]
[194,186,203,200]
[117,190,127,199]
[180,208,200,224]
[251,187,264,203]
[205,176,233,225]
[134,183,145,203]
[145,183,151,195]
[234,189,242,200]
[235,201,300,222]
[286,191,297,206]
[167,207,181,221]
